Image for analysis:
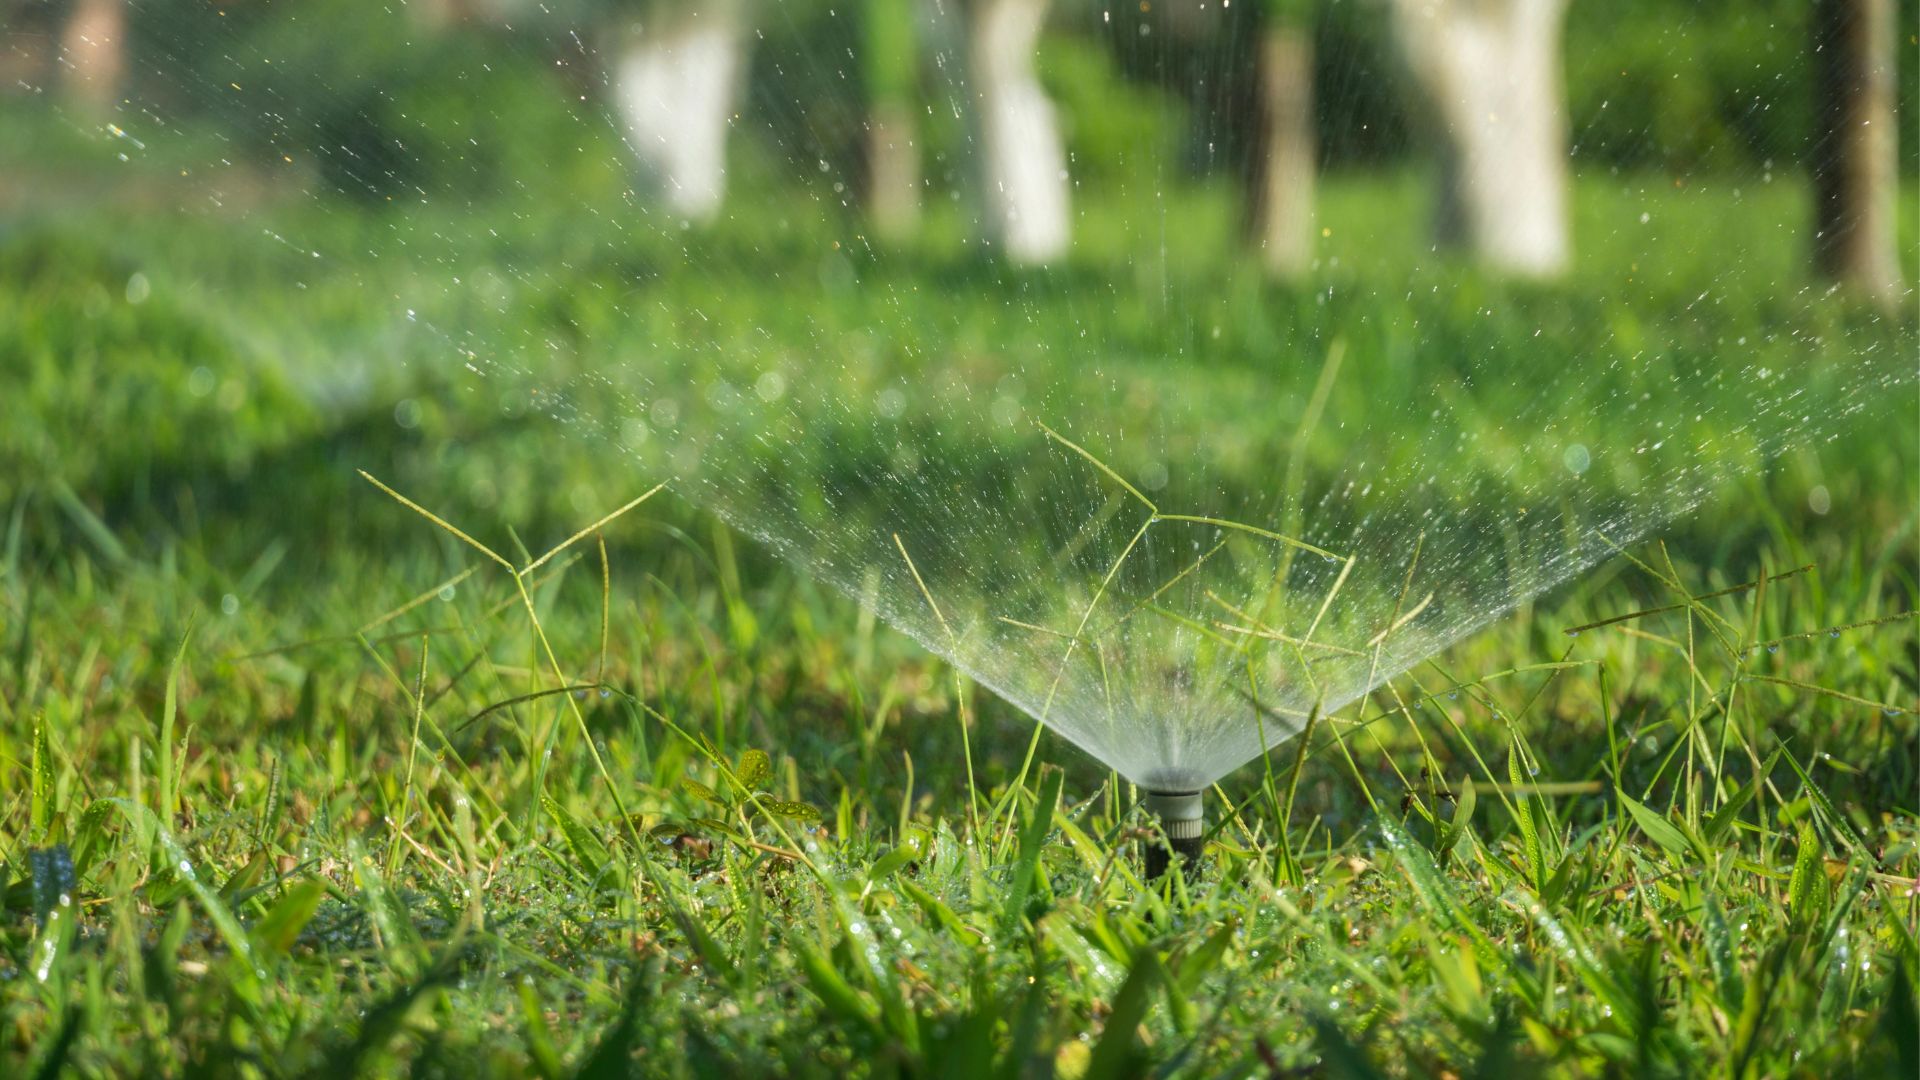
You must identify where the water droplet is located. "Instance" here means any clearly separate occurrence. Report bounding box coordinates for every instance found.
[1766,645,1779,654]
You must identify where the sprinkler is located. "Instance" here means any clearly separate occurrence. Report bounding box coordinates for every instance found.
[1142,789,1204,879]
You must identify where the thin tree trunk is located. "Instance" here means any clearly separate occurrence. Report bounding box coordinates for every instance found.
[967,0,1070,263]
[613,1,746,224]
[865,0,922,240]
[1392,0,1570,278]
[1812,0,1904,307]
[1247,25,1315,278]
[867,103,922,240]
[414,0,477,28]
[60,0,125,113]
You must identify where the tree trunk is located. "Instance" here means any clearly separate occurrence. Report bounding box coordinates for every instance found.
[1246,25,1315,279]
[867,103,922,240]
[60,0,125,113]
[413,0,478,28]
[966,0,1070,264]
[1812,0,1904,307]
[864,0,922,240]
[613,1,746,224]
[1391,0,1570,278]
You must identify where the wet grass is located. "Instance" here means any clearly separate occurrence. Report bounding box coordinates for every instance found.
[4,469,1915,1077]
[2,174,1918,1075]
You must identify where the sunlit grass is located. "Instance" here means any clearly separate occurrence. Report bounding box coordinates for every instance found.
[0,163,1914,1074]
[2,450,1915,1075]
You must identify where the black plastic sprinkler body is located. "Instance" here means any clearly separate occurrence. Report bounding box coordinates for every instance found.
[1142,790,1204,880]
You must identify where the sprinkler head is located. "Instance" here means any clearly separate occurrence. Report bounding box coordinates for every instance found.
[1142,789,1204,880]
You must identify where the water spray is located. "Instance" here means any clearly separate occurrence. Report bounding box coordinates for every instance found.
[1141,789,1204,879]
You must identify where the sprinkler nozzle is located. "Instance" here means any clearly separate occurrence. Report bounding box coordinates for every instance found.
[1142,789,1204,879]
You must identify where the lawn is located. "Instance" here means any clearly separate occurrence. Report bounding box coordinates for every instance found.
[1,156,1916,1076]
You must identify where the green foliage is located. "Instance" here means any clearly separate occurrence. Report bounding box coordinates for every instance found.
[135,0,630,200]
[1041,35,1188,187]
[1565,0,1920,173]
[1620,790,1692,861]
[1005,765,1064,925]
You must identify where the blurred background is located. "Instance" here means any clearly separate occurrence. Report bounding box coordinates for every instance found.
[1,0,1915,664]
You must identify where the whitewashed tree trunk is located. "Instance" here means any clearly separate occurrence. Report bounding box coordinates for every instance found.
[1812,0,1904,308]
[966,0,1070,263]
[613,1,746,224]
[1247,26,1316,278]
[60,0,126,113]
[1391,0,1570,277]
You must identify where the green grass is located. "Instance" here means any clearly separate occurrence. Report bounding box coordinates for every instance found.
[3,468,1914,1076]
[2,159,1917,1075]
